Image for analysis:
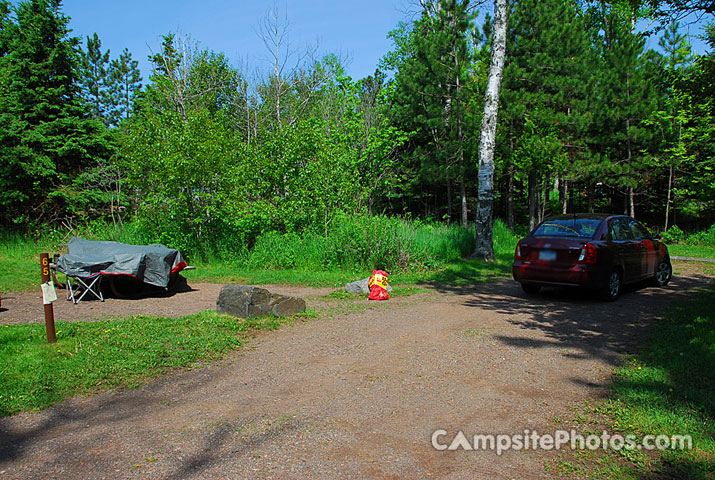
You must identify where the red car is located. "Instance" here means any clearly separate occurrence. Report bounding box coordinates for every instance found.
[512,214,672,300]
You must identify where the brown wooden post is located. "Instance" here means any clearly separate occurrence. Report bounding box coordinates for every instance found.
[40,253,56,343]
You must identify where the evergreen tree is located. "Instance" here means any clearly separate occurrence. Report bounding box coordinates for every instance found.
[587,14,659,217]
[645,20,694,230]
[0,0,107,226]
[497,0,591,228]
[658,20,692,71]
[386,0,475,224]
[672,22,715,223]
[0,1,10,56]
[80,32,113,124]
[109,48,142,124]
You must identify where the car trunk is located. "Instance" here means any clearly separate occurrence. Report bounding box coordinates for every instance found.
[519,237,588,267]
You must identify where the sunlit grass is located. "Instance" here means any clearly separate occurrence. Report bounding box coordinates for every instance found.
[668,244,715,259]
[1,218,520,292]
[0,310,310,416]
[564,288,715,479]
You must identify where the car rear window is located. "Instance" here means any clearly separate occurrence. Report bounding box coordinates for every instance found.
[532,218,603,239]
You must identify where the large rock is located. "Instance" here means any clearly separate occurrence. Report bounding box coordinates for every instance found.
[216,285,306,318]
[344,277,393,294]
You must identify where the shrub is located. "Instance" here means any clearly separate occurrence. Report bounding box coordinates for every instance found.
[687,224,715,247]
[662,225,685,244]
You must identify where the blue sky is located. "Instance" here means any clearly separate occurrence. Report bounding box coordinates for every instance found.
[62,0,419,82]
[61,1,711,85]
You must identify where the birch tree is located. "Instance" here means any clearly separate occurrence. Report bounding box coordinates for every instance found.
[472,0,507,260]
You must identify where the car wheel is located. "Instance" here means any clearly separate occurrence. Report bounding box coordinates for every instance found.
[650,259,672,287]
[601,269,621,301]
[521,283,541,295]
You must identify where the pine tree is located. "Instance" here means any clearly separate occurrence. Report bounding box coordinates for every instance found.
[497,0,591,228]
[109,47,142,123]
[0,0,107,226]
[648,20,694,230]
[80,32,113,123]
[658,20,692,71]
[587,14,659,217]
[386,0,475,224]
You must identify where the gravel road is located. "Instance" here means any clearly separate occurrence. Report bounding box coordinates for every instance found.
[0,266,711,479]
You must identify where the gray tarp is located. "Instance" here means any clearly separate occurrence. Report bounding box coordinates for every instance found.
[55,237,187,288]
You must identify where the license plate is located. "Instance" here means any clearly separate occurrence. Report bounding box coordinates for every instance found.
[538,250,557,262]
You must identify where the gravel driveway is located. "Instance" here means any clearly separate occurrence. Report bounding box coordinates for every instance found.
[0,266,712,479]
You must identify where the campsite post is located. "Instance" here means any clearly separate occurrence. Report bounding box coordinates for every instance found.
[40,253,56,343]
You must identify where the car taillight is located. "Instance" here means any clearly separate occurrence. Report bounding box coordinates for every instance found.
[515,243,522,260]
[578,243,598,264]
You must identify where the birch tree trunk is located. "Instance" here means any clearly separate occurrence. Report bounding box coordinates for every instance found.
[560,178,568,214]
[472,0,508,260]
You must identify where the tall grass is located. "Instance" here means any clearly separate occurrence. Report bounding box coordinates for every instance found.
[0,232,59,292]
[1,217,520,291]
[244,215,476,273]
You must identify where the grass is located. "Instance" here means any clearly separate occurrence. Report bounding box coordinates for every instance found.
[664,224,715,259]
[184,252,514,291]
[668,244,715,259]
[0,311,311,416]
[1,218,520,292]
[561,288,715,479]
[0,217,519,416]
[0,232,62,292]
[182,264,356,288]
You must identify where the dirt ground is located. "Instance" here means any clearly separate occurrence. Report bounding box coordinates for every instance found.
[0,262,712,479]
[0,282,335,325]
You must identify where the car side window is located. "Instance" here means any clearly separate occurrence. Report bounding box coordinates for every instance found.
[629,220,651,240]
[609,219,634,241]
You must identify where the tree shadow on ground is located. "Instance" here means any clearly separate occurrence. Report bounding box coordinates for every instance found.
[163,419,301,480]
[425,273,715,479]
[0,361,222,467]
[425,273,712,366]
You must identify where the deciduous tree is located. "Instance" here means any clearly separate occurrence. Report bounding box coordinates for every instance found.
[473,0,507,260]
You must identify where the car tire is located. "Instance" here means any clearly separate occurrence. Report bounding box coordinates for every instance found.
[650,259,672,287]
[521,283,541,295]
[601,269,621,301]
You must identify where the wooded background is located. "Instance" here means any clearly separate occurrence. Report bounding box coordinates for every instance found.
[1,0,713,259]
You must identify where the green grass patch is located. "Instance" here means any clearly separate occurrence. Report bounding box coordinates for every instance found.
[1,217,520,292]
[0,232,62,292]
[182,264,357,288]
[0,311,298,416]
[663,224,715,259]
[564,288,715,479]
[668,244,715,259]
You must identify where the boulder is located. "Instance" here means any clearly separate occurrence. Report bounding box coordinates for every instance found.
[344,277,393,294]
[217,285,306,318]
[270,293,307,317]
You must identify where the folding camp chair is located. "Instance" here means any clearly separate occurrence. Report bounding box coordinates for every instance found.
[67,273,104,304]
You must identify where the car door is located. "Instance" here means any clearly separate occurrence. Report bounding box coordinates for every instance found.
[608,217,639,282]
[627,219,654,278]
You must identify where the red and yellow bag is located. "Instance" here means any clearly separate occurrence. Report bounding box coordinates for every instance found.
[367,270,390,301]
